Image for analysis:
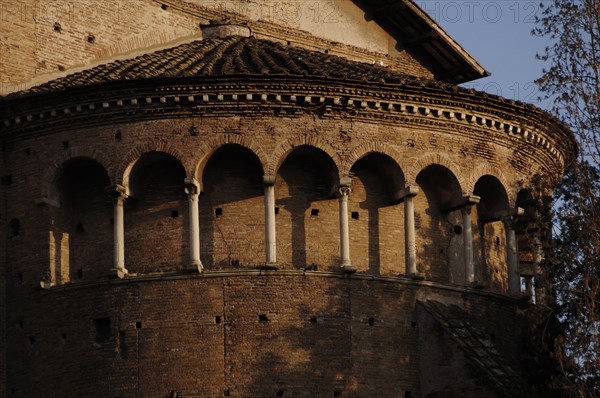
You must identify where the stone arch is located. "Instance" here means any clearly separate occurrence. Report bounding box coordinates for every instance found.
[42,149,113,201]
[118,140,187,189]
[193,134,268,184]
[269,135,342,178]
[345,142,406,179]
[468,164,514,204]
[407,153,466,194]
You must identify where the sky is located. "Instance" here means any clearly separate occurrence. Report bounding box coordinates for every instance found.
[417,0,553,109]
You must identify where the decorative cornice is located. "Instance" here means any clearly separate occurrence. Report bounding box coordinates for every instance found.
[0,77,573,178]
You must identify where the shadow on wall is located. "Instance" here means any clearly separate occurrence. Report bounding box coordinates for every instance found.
[200,144,264,269]
[416,165,463,283]
[223,277,420,397]
[276,145,339,270]
[125,151,187,273]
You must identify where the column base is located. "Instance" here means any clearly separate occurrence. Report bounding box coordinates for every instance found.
[407,272,424,280]
[341,265,357,274]
[258,264,279,271]
[39,280,55,289]
[187,261,204,273]
[469,280,487,289]
[110,268,128,279]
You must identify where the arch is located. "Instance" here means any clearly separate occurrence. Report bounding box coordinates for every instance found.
[407,154,466,194]
[118,140,187,189]
[125,151,188,273]
[269,135,342,178]
[52,156,113,283]
[42,150,113,201]
[468,164,514,203]
[344,142,405,179]
[473,175,510,221]
[348,152,405,275]
[193,134,268,184]
[200,144,265,268]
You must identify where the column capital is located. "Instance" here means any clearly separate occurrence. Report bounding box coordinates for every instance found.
[184,177,201,195]
[501,207,525,224]
[338,186,352,197]
[463,194,481,206]
[396,185,419,201]
[339,176,352,187]
[107,184,128,200]
[263,174,276,186]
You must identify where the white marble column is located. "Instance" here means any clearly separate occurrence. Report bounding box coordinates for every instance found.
[109,184,128,278]
[503,215,520,294]
[185,178,203,272]
[398,186,419,277]
[263,175,277,265]
[338,185,352,269]
[461,195,480,285]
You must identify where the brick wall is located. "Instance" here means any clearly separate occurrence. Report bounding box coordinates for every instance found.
[3,274,518,397]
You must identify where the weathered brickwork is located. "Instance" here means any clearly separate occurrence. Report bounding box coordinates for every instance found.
[0,3,577,396]
[3,274,519,397]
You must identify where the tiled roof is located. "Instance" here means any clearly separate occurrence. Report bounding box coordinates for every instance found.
[10,35,426,99]
[419,300,529,397]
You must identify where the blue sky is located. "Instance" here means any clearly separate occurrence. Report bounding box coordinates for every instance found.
[418,1,551,108]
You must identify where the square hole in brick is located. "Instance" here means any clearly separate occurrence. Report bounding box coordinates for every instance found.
[310,316,318,324]
[333,390,342,397]
[310,208,319,217]
[62,141,69,149]
[258,314,269,323]
[224,391,230,397]
[93,318,110,343]
[368,317,375,326]
[76,223,84,233]
[351,211,359,220]
[275,207,280,215]
[135,321,142,329]
[77,269,83,279]
[215,208,223,217]
[215,316,222,324]
[405,392,412,398]
[277,390,285,397]
[171,210,179,218]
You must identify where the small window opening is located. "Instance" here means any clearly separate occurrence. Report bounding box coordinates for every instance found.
[310,316,318,324]
[135,321,142,329]
[351,211,359,220]
[258,314,269,323]
[10,219,20,237]
[171,210,179,218]
[310,208,319,217]
[275,207,280,215]
[215,208,223,217]
[62,141,69,149]
[1,175,12,185]
[114,131,122,141]
[94,318,110,343]
[87,34,95,43]
[277,390,285,397]
[453,225,462,234]
[215,316,222,324]
[53,22,61,32]
[76,223,84,233]
[368,317,375,326]
[496,236,501,245]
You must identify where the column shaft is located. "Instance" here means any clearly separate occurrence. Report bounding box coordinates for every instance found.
[185,179,203,272]
[404,195,417,276]
[338,187,351,267]
[462,206,475,284]
[504,217,520,294]
[264,184,277,264]
[112,190,127,278]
